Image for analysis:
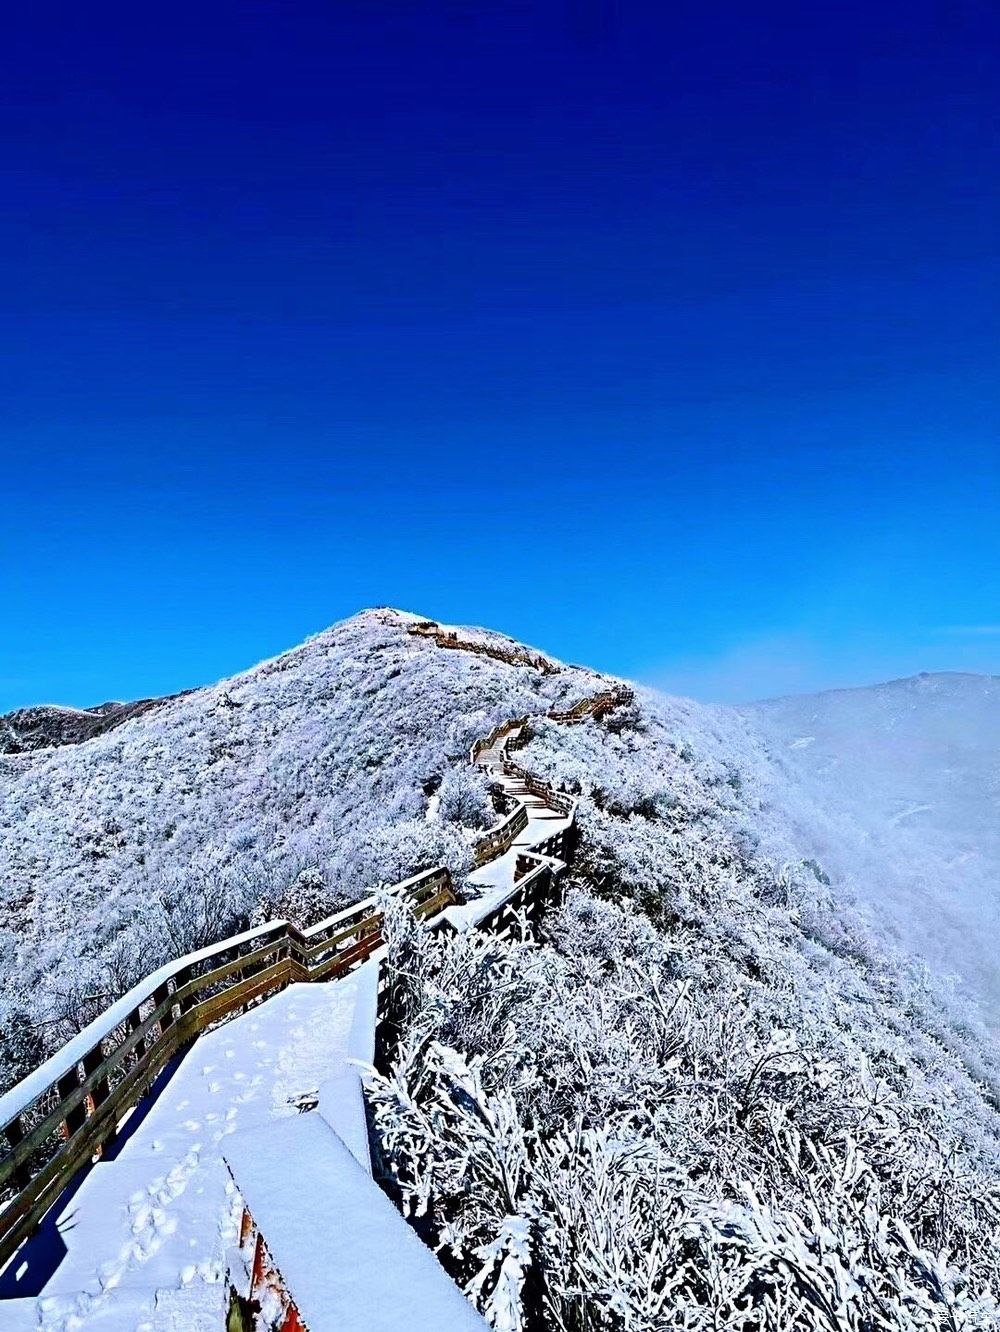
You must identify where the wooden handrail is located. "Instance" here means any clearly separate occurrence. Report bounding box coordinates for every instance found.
[472,803,530,866]
[409,623,561,675]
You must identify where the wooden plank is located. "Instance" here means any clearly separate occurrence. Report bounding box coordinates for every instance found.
[173,936,291,1005]
[185,958,293,1033]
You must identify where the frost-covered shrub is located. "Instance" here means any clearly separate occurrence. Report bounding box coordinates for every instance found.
[250,866,352,929]
[370,894,1000,1331]
[437,765,496,830]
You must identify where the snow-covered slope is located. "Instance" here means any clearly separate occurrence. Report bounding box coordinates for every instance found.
[0,695,191,755]
[4,613,1000,1328]
[0,610,607,1087]
[2,617,997,1092]
[744,672,1000,1024]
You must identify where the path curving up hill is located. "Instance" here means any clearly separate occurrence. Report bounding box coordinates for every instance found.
[0,647,629,1330]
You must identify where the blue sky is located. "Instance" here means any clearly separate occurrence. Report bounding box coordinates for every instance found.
[2,1,998,708]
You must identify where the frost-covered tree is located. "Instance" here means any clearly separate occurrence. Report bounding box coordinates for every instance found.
[369,891,1000,1331]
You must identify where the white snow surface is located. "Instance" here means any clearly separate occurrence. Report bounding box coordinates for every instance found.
[1,675,572,1329]
[744,671,1000,1023]
[7,974,377,1328]
[0,609,606,1088]
[3,612,1000,1327]
[222,1115,485,1332]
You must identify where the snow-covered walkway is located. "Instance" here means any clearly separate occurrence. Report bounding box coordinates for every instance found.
[451,726,572,925]
[6,976,370,1330]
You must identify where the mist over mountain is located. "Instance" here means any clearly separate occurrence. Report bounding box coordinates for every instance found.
[744,671,1000,1024]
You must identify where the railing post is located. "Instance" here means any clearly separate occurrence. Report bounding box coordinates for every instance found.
[153,981,174,1037]
[57,1066,84,1141]
[3,1115,34,1190]
[82,1042,109,1117]
[174,965,195,1016]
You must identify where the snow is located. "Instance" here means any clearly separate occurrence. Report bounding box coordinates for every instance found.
[223,1115,486,1332]
[0,608,607,1091]
[2,701,566,1327]
[5,613,1000,1328]
[744,671,1000,1023]
[7,979,367,1328]
[0,920,286,1127]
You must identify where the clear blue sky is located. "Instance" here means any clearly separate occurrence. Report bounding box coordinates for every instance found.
[2,1,998,708]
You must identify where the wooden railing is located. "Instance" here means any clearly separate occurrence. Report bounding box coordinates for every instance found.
[548,687,632,724]
[469,715,530,764]
[374,850,565,1074]
[409,622,561,675]
[504,764,577,817]
[468,690,635,868]
[470,687,632,765]
[0,868,457,1271]
[472,802,529,866]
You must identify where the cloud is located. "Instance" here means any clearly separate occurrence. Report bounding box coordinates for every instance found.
[645,629,1000,706]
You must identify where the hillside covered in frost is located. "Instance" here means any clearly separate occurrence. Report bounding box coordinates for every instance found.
[0,609,608,1088]
[3,609,1000,1326]
[370,686,1000,1330]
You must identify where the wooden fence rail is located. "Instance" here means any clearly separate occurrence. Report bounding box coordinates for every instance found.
[373,849,565,1074]
[409,623,560,675]
[472,803,529,866]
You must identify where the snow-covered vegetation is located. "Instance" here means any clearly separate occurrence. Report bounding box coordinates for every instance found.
[3,609,999,1329]
[369,686,1000,1330]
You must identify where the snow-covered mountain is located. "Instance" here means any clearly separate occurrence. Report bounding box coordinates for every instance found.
[3,615,998,1089]
[0,610,610,1085]
[3,611,1000,1326]
[0,694,190,754]
[3,616,998,1081]
[744,672,1000,1024]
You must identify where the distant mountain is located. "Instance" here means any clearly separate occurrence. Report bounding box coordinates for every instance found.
[0,694,190,754]
[744,671,1000,1022]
